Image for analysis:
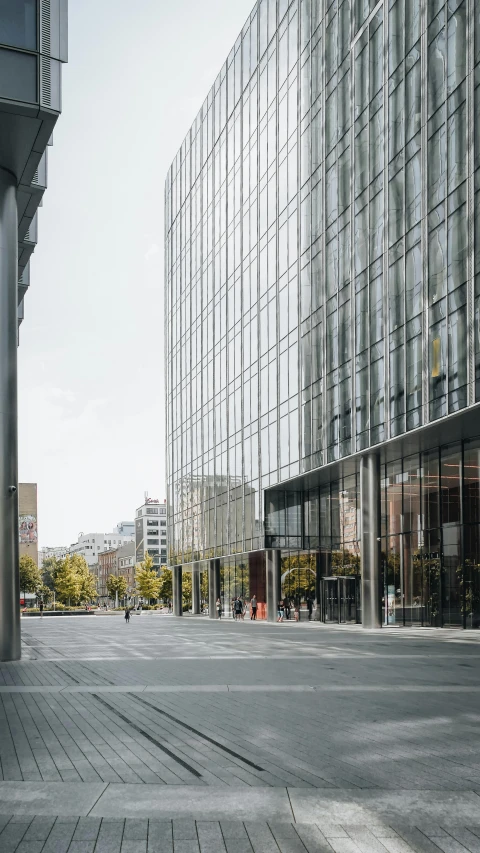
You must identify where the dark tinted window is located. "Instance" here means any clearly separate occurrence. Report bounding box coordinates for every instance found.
[0,1,36,51]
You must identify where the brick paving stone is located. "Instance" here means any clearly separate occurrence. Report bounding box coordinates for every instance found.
[147,821,173,853]
[0,821,33,853]
[445,828,480,852]
[274,839,308,853]
[94,819,125,853]
[326,840,361,853]
[316,827,349,840]
[345,828,389,853]
[72,817,102,842]
[41,819,78,853]
[293,824,335,853]
[269,823,299,840]
[380,839,425,853]
[196,821,225,852]
[387,829,442,853]
[124,821,149,841]
[220,822,249,840]
[427,839,471,853]
[14,842,46,853]
[69,842,96,853]
[121,841,147,853]
[22,816,56,841]
[172,841,199,853]
[223,840,254,853]
[172,822,197,841]
[244,821,280,853]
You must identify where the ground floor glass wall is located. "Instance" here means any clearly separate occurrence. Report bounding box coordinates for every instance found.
[265,438,480,628]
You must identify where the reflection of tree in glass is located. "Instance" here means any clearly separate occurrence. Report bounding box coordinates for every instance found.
[457,559,480,627]
[281,553,316,599]
[331,548,360,576]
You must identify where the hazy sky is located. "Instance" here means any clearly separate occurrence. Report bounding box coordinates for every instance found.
[18,0,254,547]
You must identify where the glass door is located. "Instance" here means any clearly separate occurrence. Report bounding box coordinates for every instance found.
[322,578,339,622]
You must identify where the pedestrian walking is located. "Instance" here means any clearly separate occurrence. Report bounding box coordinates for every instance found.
[138,603,142,616]
[216,597,222,619]
[307,595,314,621]
[250,595,257,620]
[283,597,291,620]
[39,600,44,618]
[234,597,243,621]
[277,600,284,622]
[294,602,300,621]
[124,606,130,624]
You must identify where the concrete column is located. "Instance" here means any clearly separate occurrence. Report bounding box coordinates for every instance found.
[192,564,201,615]
[172,565,183,616]
[208,558,220,618]
[266,549,281,622]
[360,453,381,629]
[0,169,19,662]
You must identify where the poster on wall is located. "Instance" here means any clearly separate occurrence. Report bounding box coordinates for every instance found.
[19,514,37,544]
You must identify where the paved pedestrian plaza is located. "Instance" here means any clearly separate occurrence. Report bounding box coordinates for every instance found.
[1,616,480,851]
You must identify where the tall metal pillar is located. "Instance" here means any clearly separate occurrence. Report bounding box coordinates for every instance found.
[192,564,201,615]
[360,453,382,629]
[0,169,19,662]
[266,549,281,622]
[208,558,220,618]
[172,565,183,616]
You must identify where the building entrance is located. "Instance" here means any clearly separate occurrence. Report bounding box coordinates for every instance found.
[321,577,360,624]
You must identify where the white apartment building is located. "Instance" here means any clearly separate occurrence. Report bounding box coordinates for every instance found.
[135,499,167,568]
[38,545,69,566]
[70,530,134,567]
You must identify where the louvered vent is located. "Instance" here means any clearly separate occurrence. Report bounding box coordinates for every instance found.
[41,0,51,106]
[25,227,31,242]
[32,169,39,185]
[41,0,51,55]
[41,56,51,106]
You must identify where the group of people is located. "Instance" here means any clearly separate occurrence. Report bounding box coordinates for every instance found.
[277,595,315,622]
[215,595,258,620]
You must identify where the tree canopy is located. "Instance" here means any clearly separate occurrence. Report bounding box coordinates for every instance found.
[135,552,161,601]
[106,575,127,601]
[53,554,97,605]
[19,555,42,595]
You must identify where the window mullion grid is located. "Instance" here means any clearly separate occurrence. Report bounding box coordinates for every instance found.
[421,0,429,425]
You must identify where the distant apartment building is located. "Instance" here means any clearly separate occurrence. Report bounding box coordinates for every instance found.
[38,545,69,567]
[70,529,134,567]
[19,483,38,565]
[135,499,167,568]
[96,541,135,599]
[114,520,135,537]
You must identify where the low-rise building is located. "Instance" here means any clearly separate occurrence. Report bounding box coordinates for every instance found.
[70,530,134,567]
[38,545,69,567]
[96,541,136,600]
[135,499,167,568]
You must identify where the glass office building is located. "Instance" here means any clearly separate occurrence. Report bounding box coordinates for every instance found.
[165,0,480,628]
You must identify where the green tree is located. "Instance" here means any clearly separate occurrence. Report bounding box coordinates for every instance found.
[69,554,97,604]
[135,552,161,601]
[37,583,53,605]
[106,575,127,606]
[54,555,81,605]
[19,555,42,597]
[41,556,60,591]
[157,568,172,601]
[182,573,192,608]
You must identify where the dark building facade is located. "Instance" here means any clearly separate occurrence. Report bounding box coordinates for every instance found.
[165,0,480,628]
[0,1,68,660]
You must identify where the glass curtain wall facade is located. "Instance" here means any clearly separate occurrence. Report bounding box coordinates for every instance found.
[165,0,480,627]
